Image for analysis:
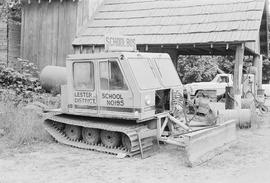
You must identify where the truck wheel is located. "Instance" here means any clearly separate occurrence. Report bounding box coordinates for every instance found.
[100,130,121,147]
[82,127,100,144]
[64,125,81,140]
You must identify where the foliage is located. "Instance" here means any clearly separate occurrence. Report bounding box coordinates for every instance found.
[216,56,234,74]
[0,0,21,22]
[177,55,234,84]
[0,61,44,106]
[176,55,269,84]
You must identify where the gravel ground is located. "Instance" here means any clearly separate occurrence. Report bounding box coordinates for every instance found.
[0,114,270,183]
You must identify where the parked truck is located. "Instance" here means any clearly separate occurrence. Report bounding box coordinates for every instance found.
[184,73,256,99]
[184,74,233,97]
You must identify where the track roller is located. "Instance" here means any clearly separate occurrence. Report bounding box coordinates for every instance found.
[82,127,100,144]
[64,124,81,140]
[100,130,121,147]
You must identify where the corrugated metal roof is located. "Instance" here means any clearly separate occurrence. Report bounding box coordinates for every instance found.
[73,0,266,45]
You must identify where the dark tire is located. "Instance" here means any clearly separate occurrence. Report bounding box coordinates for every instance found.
[82,127,100,144]
[121,134,131,151]
[64,125,81,140]
[100,130,121,147]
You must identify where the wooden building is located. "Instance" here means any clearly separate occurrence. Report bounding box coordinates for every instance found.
[0,20,8,64]
[0,0,21,67]
[73,0,269,109]
[20,0,103,69]
[0,19,21,67]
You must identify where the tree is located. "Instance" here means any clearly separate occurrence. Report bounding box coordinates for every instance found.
[177,55,234,84]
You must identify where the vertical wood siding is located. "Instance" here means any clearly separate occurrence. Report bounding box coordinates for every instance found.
[8,21,21,69]
[0,22,7,65]
[77,0,103,35]
[0,20,20,67]
[21,0,78,69]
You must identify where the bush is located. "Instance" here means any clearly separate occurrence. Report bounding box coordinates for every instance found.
[177,56,219,84]
[0,61,55,147]
[0,61,45,106]
[0,62,43,93]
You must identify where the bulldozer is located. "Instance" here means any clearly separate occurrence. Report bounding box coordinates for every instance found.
[44,51,183,155]
[44,37,236,166]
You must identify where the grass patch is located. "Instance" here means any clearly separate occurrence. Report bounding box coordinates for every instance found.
[0,101,52,147]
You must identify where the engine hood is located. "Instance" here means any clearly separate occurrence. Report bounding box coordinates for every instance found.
[185,82,217,88]
[184,81,219,95]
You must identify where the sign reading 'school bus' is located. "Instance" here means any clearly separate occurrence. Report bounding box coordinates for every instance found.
[104,35,136,52]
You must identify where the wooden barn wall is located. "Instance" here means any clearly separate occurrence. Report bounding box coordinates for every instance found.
[76,0,89,35]
[0,21,7,65]
[76,0,104,35]
[8,21,21,68]
[74,45,104,54]
[21,0,77,69]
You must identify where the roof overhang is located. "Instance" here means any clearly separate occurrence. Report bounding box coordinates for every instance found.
[136,42,258,56]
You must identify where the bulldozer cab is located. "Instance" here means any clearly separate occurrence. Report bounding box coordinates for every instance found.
[62,51,183,122]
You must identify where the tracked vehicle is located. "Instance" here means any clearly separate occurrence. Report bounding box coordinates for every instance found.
[44,36,236,166]
[44,51,183,156]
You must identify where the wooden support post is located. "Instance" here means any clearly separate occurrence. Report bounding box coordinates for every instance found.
[233,45,244,109]
[253,55,263,90]
[259,55,263,89]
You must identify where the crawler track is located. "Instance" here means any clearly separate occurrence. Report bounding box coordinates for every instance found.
[44,114,154,157]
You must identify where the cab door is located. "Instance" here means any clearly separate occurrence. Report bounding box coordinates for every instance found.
[98,59,134,116]
[72,61,98,114]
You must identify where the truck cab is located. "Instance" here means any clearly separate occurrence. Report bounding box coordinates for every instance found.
[61,51,183,123]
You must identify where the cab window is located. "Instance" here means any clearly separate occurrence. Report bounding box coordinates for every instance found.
[128,58,160,90]
[99,60,128,90]
[154,58,181,87]
[73,62,95,90]
[218,76,229,83]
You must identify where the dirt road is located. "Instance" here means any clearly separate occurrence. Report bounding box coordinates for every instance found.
[1,120,270,183]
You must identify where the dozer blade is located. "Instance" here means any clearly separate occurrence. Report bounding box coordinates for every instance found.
[182,120,236,167]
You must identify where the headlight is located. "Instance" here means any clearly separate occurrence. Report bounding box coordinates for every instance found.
[145,95,151,105]
[134,110,139,116]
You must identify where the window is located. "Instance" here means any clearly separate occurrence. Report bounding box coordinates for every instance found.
[99,61,128,90]
[128,58,160,89]
[154,58,181,87]
[73,62,94,90]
